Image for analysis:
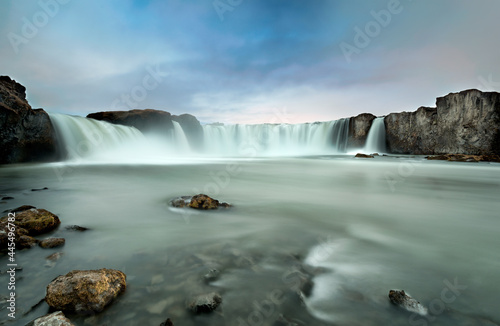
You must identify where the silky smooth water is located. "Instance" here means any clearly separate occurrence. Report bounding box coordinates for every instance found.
[1,157,499,326]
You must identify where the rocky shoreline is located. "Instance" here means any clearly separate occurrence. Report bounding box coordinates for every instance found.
[1,75,499,164]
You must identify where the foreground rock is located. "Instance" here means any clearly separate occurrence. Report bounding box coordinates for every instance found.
[0,76,58,164]
[426,154,500,162]
[187,292,222,313]
[45,268,127,314]
[388,290,427,315]
[0,206,60,250]
[27,311,75,326]
[385,90,500,155]
[170,194,231,210]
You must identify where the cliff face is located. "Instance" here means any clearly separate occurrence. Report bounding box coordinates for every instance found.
[385,90,500,155]
[347,113,376,149]
[0,76,58,164]
[87,109,203,149]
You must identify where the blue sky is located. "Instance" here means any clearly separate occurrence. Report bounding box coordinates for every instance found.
[1,0,499,124]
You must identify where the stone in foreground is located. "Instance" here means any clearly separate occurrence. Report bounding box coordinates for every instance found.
[187,292,222,313]
[39,237,66,249]
[7,207,60,235]
[388,290,427,316]
[45,268,126,314]
[29,311,75,326]
[355,153,375,158]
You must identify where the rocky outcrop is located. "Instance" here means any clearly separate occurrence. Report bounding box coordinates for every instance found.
[87,109,203,149]
[0,76,58,164]
[45,268,127,314]
[347,113,376,149]
[388,290,427,316]
[28,311,75,326]
[385,90,500,155]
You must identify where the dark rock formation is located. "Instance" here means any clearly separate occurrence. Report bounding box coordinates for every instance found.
[87,109,203,149]
[65,225,90,232]
[0,76,59,164]
[426,154,500,162]
[347,113,376,149]
[39,237,66,248]
[355,153,374,158]
[186,292,222,313]
[388,290,427,315]
[385,90,500,155]
[45,268,127,314]
[160,318,174,326]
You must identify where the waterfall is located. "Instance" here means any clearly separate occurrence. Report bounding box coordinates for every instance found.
[202,118,350,156]
[363,117,386,154]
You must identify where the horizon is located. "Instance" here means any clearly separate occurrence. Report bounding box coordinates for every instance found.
[1,0,499,124]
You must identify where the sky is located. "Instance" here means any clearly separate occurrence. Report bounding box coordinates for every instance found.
[1,0,499,124]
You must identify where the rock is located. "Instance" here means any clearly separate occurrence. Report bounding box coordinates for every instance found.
[10,205,36,213]
[39,237,65,249]
[426,154,500,163]
[18,235,39,248]
[2,208,61,236]
[347,113,377,149]
[355,153,374,158]
[388,290,427,315]
[30,311,75,326]
[385,90,500,155]
[170,196,192,208]
[32,187,49,191]
[172,113,204,150]
[45,268,126,314]
[160,318,174,326]
[64,225,90,232]
[1,196,14,200]
[203,269,220,282]
[186,292,222,313]
[188,194,231,210]
[0,76,59,164]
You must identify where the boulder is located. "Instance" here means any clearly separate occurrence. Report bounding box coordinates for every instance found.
[186,292,222,313]
[385,90,500,155]
[170,194,231,210]
[6,208,60,236]
[388,290,427,315]
[347,113,376,149]
[39,237,66,249]
[45,268,127,314]
[0,76,59,164]
[355,153,374,158]
[29,311,75,326]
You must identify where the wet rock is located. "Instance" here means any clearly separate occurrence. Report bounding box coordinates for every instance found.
[2,208,60,236]
[347,113,377,149]
[39,237,65,249]
[186,292,222,314]
[160,318,174,326]
[355,153,374,158]
[10,205,36,213]
[18,235,39,248]
[31,187,49,191]
[426,154,500,162]
[170,194,231,210]
[2,196,14,200]
[65,225,90,232]
[29,311,75,326]
[388,290,427,315]
[203,269,220,283]
[45,268,127,314]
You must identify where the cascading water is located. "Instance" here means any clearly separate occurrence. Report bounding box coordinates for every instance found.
[202,118,350,156]
[49,113,351,162]
[363,117,386,154]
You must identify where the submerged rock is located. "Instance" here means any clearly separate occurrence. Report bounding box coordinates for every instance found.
[31,187,49,191]
[170,194,231,210]
[28,311,75,326]
[65,225,90,232]
[388,290,427,315]
[2,196,14,200]
[187,292,222,313]
[160,318,174,326]
[45,268,127,314]
[355,153,375,158]
[426,154,500,162]
[39,237,65,249]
